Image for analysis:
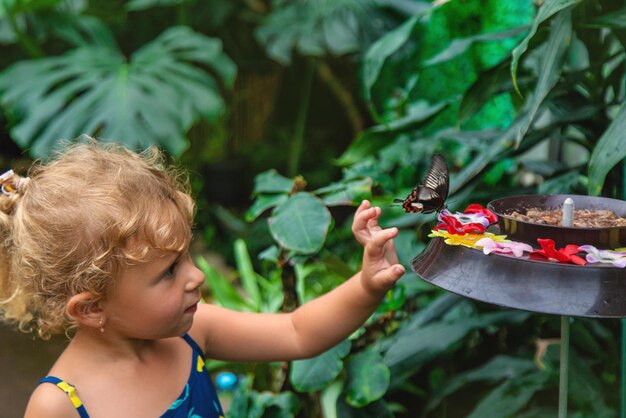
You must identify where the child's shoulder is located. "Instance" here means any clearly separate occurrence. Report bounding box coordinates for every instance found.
[25,382,78,418]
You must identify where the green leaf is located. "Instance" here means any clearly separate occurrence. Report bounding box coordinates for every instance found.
[228,375,252,418]
[320,381,343,418]
[422,25,528,67]
[384,311,530,378]
[459,60,511,122]
[254,0,381,65]
[588,7,626,29]
[538,170,581,194]
[587,103,626,196]
[248,391,301,418]
[567,349,616,414]
[233,239,262,311]
[336,396,393,418]
[48,14,117,49]
[510,0,582,95]
[290,340,350,392]
[425,355,539,413]
[0,26,236,157]
[466,373,548,418]
[245,194,289,222]
[314,178,373,206]
[449,113,531,194]
[125,0,188,11]
[253,169,295,194]
[195,256,249,311]
[268,192,332,254]
[515,8,572,146]
[336,130,394,166]
[337,99,452,166]
[362,12,426,120]
[345,349,390,407]
[367,99,453,133]
[377,283,406,312]
[1,0,62,15]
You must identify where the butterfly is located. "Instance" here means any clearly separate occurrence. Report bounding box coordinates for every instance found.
[394,154,449,214]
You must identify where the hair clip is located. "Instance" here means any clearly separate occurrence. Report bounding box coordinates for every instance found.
[0,170,17,195]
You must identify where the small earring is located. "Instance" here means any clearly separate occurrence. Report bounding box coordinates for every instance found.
[99,319,105,333]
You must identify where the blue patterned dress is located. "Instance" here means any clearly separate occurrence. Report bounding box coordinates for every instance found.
[38,334,225,418]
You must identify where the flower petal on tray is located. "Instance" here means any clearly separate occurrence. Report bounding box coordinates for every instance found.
[532,239,586,265]
[434,212,487,234]
[463,203,498,224]
[429,230,507,248]
[578,245,626,268]
[475,238,533,257]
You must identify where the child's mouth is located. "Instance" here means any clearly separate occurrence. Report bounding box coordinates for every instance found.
[184,303,198,314]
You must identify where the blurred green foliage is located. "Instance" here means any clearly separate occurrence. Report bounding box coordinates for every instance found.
[2,0,626,417]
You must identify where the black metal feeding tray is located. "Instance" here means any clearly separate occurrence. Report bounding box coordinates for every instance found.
[411,194,626,318]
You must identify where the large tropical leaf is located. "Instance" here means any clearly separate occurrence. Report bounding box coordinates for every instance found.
[0,25,236,157]
[422,25,528,68]
[587,102,626,195]
[290,340,350,391]
[510,0,583,94]
[255,0,426,65]
[465,374,548,418]
[345,349,390,407]
[514,8,572,145]
[361,12,425,120]
[268,192,332,254]
[424,355,540,413]
[383,310,531,382]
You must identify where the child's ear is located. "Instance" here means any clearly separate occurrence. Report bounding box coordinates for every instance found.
[66,292,103,329]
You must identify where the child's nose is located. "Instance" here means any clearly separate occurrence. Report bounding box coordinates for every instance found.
[185,264,205,291]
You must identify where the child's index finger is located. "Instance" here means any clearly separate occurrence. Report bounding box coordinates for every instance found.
[355,204,378,221]
[366,227,398,254]
[355,199,371,215]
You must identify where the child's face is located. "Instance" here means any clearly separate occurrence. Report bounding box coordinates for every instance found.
[101,248,204,339]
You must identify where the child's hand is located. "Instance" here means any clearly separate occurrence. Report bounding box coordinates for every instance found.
[352,200,400,265]
[352,200,405,295]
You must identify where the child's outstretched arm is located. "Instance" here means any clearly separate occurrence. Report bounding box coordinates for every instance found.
[193,201,405,361]
[286,202,405,355]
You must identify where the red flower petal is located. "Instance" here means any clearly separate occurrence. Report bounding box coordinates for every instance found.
[532,239,586,265]
[464,203,498,224]
[434,214,486,235]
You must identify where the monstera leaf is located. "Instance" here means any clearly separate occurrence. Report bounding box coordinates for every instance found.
[256,0,424,65]
[0,25,236,157]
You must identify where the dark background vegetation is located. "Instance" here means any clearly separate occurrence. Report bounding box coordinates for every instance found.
[2,0,626,417]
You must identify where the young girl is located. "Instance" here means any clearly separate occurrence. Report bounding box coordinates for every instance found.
[0,141,405,418]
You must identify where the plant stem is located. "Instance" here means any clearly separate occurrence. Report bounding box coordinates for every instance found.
[622,319,626,418]
[288,58,315,177]
[316,61,364,134]
[177,3,189,26]
[279,252,299,313]
[558,316,570,418]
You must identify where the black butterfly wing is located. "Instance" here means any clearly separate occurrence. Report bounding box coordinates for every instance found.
[422,154,449,203]
[394,154,449,214]
[415,185,443,214]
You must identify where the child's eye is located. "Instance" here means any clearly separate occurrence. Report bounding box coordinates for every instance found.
[163,262,177,279]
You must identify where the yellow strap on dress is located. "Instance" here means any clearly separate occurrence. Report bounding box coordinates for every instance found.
[196,355,205,372]
[56,381,84,409]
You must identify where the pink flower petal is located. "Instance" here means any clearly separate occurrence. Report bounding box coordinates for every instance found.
[475,238,532,258]
[476,237,498,254]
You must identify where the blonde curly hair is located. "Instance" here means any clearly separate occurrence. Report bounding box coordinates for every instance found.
[0,141,195,339]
